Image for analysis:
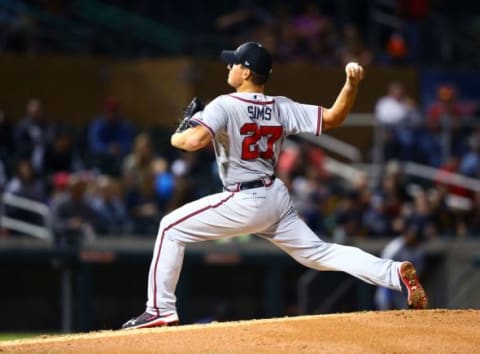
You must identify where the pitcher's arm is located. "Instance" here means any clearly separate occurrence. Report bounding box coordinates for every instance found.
[322,62,364,131]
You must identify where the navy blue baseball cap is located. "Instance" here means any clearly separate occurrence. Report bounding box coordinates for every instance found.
[221,42,272,76]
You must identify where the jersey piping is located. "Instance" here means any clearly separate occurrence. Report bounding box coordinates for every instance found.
[228,94,275,105]
[316,106,323,136]
[190,118,215,137]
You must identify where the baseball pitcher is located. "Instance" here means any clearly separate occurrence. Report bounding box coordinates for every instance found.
[122,42,428,329]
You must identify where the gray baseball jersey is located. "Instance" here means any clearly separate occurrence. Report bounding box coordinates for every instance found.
[191,93,322,187]
[143,92,404,319]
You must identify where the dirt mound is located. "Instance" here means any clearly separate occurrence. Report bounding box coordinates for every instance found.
[1,309,479,353]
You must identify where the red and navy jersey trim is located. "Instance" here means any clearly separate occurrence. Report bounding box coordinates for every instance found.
[316,106,323,136]
[190,118,215,137]
[228,94,275,105]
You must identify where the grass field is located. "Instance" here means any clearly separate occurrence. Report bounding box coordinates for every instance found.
[0,333,48,341]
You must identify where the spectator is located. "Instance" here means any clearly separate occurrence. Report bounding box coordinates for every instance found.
[385,31,409,65]
[459,133,480,178]
[153,158,175,213]
[375,161,409,223]
[92,175,130,235]
[415,114,444,167]
[428,186,457,237]
[87,97,135,176]
[404,189,438,240]
[171,149,218,200]
[374,82,420,162]
[332,190,366,241]
[351,171,372,211]
[430,155,473,235]
[4,160,45,202]
[0,108,13,163]
[125,166,162,235]
[374,223,426,310]
[42,126,83,177]
[50,171,71,201]
[363,194,393,237]
[166,152,201,210]
[426,84,474,125]
[4,160,46,228]
[276,142,299,190]
[291,165,327,235]
[435,156,470,199]
[425,83,476,160]
[50,174,99,246]
[375,82,416,125]
[122,132,156,190]
[14,98,56,172]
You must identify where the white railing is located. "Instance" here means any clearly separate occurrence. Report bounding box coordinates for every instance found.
[404,161,480,192]
[0,193,53,242]
[299,133,362,162]
[323,157,363,183]
[295,113,480,194]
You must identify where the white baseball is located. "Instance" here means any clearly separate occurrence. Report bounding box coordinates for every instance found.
[346,62,360,72]
[345,62,364,83]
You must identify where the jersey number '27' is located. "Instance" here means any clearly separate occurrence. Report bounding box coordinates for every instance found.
[240,123,283,160]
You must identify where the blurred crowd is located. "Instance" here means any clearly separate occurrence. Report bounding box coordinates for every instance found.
[2,0,480,67]
[375,81,480,167]
[1,1,480,249]
[0,97,219,245]
[214,1,375,67]
[1,86,479,247]
[213,0,480,68]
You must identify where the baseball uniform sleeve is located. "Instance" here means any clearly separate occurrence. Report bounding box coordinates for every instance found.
[276,96,324,136]
[190,96,228,136]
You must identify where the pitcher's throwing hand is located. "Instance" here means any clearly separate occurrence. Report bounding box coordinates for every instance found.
[345,62,364,86]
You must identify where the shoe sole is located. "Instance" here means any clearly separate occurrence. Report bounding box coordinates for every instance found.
[123,314,179,330]
[399,262,428,309]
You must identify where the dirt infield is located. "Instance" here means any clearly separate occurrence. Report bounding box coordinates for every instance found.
[1,309,479,353]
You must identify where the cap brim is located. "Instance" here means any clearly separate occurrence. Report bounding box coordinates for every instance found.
[220,50,238,64]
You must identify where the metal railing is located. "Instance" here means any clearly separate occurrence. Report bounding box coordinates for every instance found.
[0,193,53,242]
[0,192,75,332]
[298,133,362,163]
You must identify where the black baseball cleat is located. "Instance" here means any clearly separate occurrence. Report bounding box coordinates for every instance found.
[121,311,179,330]
[398,261,428,309]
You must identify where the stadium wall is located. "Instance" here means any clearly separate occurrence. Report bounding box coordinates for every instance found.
[0,55,418,127]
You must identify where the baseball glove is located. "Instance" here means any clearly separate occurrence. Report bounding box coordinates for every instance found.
[175,97,204,133]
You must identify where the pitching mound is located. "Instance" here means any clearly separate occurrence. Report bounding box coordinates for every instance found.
[1,309,479,353]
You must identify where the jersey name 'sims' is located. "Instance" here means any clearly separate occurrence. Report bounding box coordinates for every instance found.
[248,105,272,120]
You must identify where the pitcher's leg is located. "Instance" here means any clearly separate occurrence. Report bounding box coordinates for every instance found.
[123,193,238,329]
[264,214,402,291]
[310,242,402,291]
[145,190,273,318]
[144,194,225,317]
[146,232,185,314]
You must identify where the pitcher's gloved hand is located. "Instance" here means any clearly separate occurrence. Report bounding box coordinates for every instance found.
[175,97,204,133]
